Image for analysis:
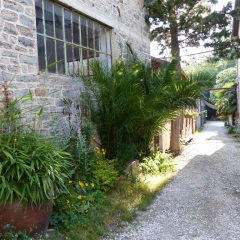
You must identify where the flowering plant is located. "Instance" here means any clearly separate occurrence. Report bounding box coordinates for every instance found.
[50,179,103,228]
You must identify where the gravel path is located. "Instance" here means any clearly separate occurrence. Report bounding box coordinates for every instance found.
[106,121,240,240]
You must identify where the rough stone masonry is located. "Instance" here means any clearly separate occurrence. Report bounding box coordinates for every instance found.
[0,0,150,134]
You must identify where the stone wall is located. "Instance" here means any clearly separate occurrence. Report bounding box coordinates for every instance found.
[0,0,150,134]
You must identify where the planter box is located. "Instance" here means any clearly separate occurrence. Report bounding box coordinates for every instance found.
[0,200,53,235]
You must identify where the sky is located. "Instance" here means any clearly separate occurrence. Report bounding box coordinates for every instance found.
[150,0,235,66]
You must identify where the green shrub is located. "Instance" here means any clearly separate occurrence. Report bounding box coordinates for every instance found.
[1,226,60,239]
[93,157,118,192]
[50,157,118,229]
[67,131,96,179]
[58,97,97,180]
[50,96,118,230]
[233,126,240,138]
[227,125,235,134]
[140,152,175,175]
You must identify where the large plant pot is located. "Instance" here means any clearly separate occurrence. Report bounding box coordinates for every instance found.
[0,200,53,235]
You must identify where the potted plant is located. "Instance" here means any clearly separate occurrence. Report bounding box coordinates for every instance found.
[0,130,71,235]
[0,83,71,235]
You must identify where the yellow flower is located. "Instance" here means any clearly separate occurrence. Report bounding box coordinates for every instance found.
[77,195,83,200]
[85,183,89,187]
[91,183,95,187]
[68,180,73,184]
[66,199,70,204]
[101,149,106,156]
[79,181,84,188]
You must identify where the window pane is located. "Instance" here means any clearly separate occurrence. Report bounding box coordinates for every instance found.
[99,53,107,68]
[88,20,94,49]
[66,44,73,75]
[107,55,112,70]
[54,5,63,39]
[81,17,87,48]
[74,47,80,75]
[35,0,43,34]
[82,48,88,60]
[100,27,107,53]
[56,41,65,74]
[44,0,54,37]
[64,10,72,42]
[37,35,45,71]
[106,31,111,55]
[73,14,80,44]
[74,47,80,61]
[94,23,100,51]
[82,48,88,75]
[79,48,83,74]
[89,49,94,59]
[88,50,95,75]
[46,37,56,73]
[66,44,73,63]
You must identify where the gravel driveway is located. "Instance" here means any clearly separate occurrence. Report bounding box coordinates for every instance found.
[106,121,240,240]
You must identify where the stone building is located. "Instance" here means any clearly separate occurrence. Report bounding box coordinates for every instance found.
[0,0,150,133]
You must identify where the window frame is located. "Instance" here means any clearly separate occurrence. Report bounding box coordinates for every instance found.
[35,0,112,76]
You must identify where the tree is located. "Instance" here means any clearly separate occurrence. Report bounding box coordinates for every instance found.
[145,0,232,62]
[144,0,232,153]
[211,68,237,120]
[206,3,240,60]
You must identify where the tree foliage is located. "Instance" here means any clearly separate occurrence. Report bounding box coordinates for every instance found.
[186,59,236,83]
[145,0,234,59]
[186,59,237,111]
[207,3,240,60]
[211,67,237,116]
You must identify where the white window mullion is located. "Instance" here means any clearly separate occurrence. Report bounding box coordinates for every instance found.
[53,4,57,74]
[79,16,84,75]
[86,19,89,75]
[42,0,48,73]
[62,8,68,75]
[71,12,75,76]
[93,22,96,59]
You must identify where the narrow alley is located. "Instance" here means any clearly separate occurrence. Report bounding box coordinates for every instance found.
[108,121,240,240]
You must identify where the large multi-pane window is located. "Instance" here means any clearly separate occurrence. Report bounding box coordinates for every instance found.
[35,0,112,76]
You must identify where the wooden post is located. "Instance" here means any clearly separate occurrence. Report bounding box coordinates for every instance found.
[170,116,181,155]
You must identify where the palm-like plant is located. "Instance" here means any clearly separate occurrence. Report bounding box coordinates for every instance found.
[83,58,212,168]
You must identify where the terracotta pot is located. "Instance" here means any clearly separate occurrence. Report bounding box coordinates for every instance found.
[0,200,53,235]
